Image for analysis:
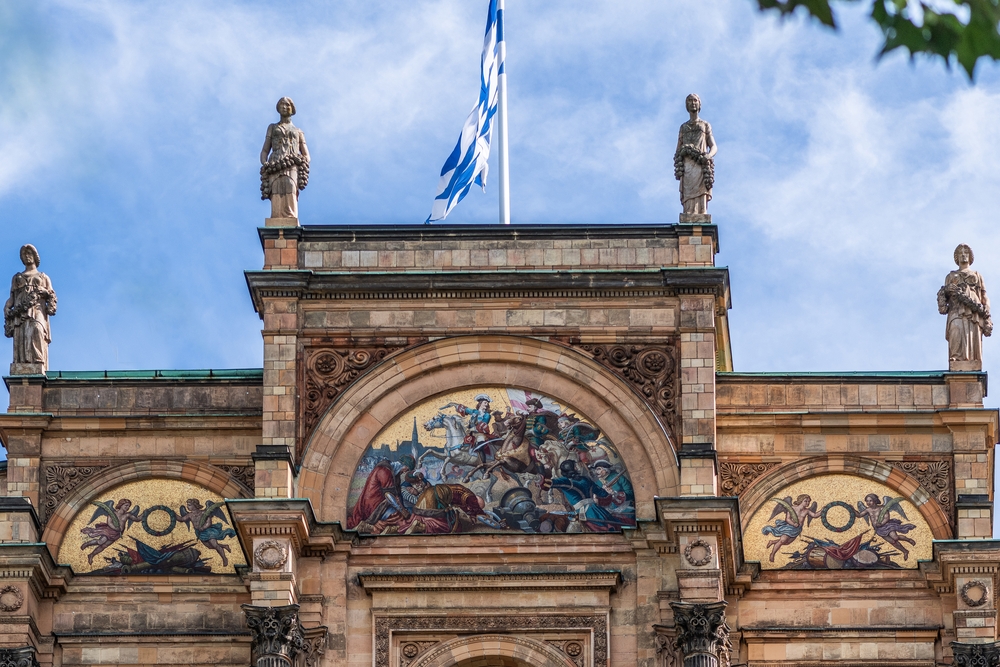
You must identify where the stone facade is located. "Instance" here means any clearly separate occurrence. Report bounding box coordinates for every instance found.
[0,222,997,667]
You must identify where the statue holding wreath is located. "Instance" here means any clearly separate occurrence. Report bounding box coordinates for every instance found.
[938,243,991,368]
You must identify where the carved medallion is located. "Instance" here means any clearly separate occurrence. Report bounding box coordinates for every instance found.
[961,580,990,608]
[0,586,24,612]
[254,540,289,571]
[718,461,779,497]
[684,538,713,567]
[574,342,679,443]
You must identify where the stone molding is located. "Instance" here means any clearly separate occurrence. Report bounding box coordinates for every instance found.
[0,647,39,667]
[953,640,1000,667]
[410,634,575,667]
[569,341,680,444]
[359,571,621,592]
[717,461,779,497]
[374,614,608,667]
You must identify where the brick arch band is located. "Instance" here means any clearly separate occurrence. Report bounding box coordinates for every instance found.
[298,335,681,524]
[738,455,952,540]
[41,460,251,556]
[410,634,576,667]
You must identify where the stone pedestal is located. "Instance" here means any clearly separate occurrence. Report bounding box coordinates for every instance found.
[265,217,299,228]
[679,213,712,224]
[951,360,983,372]
[8,363,45,376]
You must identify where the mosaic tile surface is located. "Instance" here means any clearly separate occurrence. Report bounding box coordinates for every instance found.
[347,386,636,535]
[744,474,932,569]
[58,479,246,574]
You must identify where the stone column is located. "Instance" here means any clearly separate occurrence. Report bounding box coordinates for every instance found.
[242,604,306,667]
[952,640,1000,667]
[668,601,730,667]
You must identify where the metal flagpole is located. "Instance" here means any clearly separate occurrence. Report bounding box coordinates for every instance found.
[496,0,510,225]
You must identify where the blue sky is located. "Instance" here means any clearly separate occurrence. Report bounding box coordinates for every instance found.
[2,0,1000,504]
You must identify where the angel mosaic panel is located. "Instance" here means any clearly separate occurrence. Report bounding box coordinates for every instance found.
[57,479,246,574]
[743,474,933,569]
[346,387,637,535]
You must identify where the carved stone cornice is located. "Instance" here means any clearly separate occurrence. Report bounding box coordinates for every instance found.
[0,647,39,667]
[374,614,608,667]
[953,640,1000,667]
[242,604,306,667]
[888,459,953,525]
[567,341,680,443]
[718,461,778,497]
[0,542,72,602]
[226,498,341,560]
[299,343,411,457]
[668,601,730,667]
[655,497,747,597]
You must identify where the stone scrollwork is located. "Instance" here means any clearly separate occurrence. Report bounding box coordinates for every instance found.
[41,462,111,524]
[0,647,39,667]
[215,464,256,493]
[242,603,307,667]
[301,345,406,457]
[961,580,991,608]
[0,586,24,612]
[577,342,679,443]
[669,601,731,667]
[888,459,953,523]
[683,539,714,567]
[953,640,1000,667]
[718,461,778,497]
[254,540,289,571]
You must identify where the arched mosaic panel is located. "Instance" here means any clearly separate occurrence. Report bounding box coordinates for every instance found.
[58,479,246,574]
[744,474,933,569]
[346,387,637,535]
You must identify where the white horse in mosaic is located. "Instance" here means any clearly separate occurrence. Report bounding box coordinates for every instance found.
[418,413,487,478]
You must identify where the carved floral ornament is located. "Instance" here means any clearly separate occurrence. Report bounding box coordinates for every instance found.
[684,538,714,567]
[254,540,289,571]
[0,586,24,612]
[961,580,991,608]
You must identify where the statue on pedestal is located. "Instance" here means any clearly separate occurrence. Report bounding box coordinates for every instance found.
[260,97,310,220]
[938,244,991,370]
[674,94,717,219]
[4,244,57,374]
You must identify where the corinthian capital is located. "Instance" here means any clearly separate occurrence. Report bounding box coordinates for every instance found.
[242,603,306,667]
[953,640,1000,667]
[669,601,731,667]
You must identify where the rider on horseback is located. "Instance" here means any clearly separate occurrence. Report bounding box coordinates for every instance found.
[454,394,494,446]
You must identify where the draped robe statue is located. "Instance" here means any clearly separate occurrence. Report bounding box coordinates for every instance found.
[674,93,717,217]
[938,244,992,369]
[260,97,310,220]
[4,244,57,373]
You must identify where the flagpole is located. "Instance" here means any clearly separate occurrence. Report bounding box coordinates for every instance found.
[496,0,510,225]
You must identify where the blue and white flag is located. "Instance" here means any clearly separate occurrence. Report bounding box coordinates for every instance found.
[427,0,504,222]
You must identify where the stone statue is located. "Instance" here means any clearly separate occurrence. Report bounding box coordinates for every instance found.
[260,97,310,220]
[674,93,717,219]
[4,244,57,374]
[938,244,992,369]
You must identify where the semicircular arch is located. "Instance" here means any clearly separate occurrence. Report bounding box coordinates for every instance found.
[299,335,680,524]
[41,459,251,554]
[411,634,575,667]
[739,455,951,540]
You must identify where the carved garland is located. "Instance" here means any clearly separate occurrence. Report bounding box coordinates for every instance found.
[575,343,679,443]
[0,586,24,613]
[374,615,608,667]
[961,580,991,608]
[888,460,953,524]
[300,344,408,457]
[718,462,779,497]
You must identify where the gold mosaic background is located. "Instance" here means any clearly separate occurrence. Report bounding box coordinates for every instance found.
[744,474,933,569]
[58,479,246,574]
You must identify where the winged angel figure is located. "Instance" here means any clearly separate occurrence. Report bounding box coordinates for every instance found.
[81,499,141,564]
[178,499,238,566]
[856,494,917,560]
[761,494,821,563]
